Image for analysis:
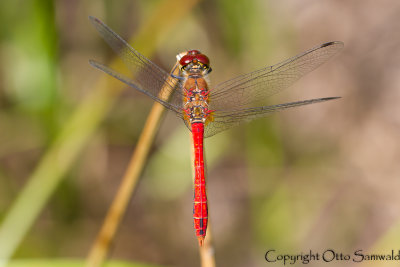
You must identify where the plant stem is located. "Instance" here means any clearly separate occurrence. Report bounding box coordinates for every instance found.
[85,63,180,267]
[199,225,216,267]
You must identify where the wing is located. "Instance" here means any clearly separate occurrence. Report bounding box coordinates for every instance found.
[89,60,183,115]
[209,41,344,111]
[204,97,340,138]
[89,16,185,112]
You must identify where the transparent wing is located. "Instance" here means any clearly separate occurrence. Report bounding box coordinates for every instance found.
[204,97,340,138]
[209,42,344,111]
[89,16,184,112]
[89,60,183,115]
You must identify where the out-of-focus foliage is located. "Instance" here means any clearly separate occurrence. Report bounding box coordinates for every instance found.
[1,0,400,267]
[7,259,163,267]
[0,0,58,137]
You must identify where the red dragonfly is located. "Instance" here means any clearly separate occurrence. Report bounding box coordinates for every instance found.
[89,16,343,246]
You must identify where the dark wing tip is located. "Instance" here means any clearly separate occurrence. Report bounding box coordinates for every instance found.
[88,16,102,26]
[321,41,344,48]
[321,96,342,101]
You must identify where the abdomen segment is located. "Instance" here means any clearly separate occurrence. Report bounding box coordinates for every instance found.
[191,122,208,246]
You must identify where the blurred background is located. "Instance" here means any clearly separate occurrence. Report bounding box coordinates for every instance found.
[1,0,400,266]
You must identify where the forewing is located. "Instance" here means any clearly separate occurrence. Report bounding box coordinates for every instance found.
[89,16,184,110]
[89,60,183,115]
[209,42,343,111]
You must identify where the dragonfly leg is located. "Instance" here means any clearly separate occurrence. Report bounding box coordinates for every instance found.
[171,73,185,80]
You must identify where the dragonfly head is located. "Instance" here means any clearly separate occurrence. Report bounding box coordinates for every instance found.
[179,50,212,76]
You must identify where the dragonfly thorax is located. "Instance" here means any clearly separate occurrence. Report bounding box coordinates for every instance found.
[183,77,214,124]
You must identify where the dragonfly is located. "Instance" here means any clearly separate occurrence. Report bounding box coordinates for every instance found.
[89,16,343,246]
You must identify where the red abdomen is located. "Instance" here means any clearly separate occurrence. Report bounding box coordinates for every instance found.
[191,122,208,246]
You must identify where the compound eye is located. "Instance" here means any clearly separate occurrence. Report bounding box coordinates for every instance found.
[179,55,195,66]
[195,54,210,66]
